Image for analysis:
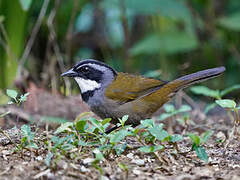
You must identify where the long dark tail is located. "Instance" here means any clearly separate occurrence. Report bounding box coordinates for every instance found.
[169,66,225,91]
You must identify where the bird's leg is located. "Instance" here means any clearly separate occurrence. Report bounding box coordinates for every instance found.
[105,124,121,134]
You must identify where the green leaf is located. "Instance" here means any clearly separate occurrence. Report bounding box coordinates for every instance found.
[138,145,164,153]
[204,103,217,114]
[19,0,32,11]
[130,32,198,55]
[7,101,14,105]
[114,143,127,155]
[218,12,240,31]
[75,120,87,132]
[194,146,208,162]
[178,105,192,113]
[110,129,129,144]
[45,152,53,167]
[19,92,29,102]
[6,89,18,99]
[89,118,104,133]
[164,104,175,113]
[144,70,162,78]
[216,99,236,109]
[54,122,73,134]
[170,134,183,142]
[78,140,88,146]
[118,162,128,171]
[190,86,220,98]
[140,119,155,128]
[101,118,112,126]
[21,136,27,144]
[220,84,240,97]
[158,113,173,121]
[21,124,33,139]
[26,142,38,149]
[187,133,200,145]
[122,115,129,122]
[149,125,169,141]
[41,116,68,124]
[119,115,129,126]
[93,148,104,161]
[201,130,213,144]
[125,0,190,21]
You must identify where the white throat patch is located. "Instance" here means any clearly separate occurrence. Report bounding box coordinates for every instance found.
[74,77,101,93]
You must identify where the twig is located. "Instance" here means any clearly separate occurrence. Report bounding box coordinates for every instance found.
[17,0,50,78]
[65,0,79,65]
[47,0,72,93]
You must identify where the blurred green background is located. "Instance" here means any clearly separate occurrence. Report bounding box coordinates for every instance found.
[0,0,240,93]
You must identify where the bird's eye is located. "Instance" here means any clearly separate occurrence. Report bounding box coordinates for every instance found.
[81,66,89,73]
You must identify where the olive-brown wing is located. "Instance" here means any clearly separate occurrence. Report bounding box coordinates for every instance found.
[105,72,167,104]
[130,80,183,117]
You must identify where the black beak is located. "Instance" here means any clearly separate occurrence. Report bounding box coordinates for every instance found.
[61,69,78,77]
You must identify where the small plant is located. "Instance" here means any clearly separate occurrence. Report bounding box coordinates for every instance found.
[187,130,213,162]
[159,104,192,121]
[215,99,240,146]
[46,110,213,168]
[16,124,38,150]
[138,119,183,154]
[6,89,29,106]
[0,89,30,144]
[158,104,193,134]
[190,84,240,113]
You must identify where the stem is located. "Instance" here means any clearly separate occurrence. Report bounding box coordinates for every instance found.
[233,108,240,135]
[17,0,50,77]
[135,134,165,164]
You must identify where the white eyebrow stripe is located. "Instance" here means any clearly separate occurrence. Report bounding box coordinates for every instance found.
[75,63,107,71]
[74,77,101,93]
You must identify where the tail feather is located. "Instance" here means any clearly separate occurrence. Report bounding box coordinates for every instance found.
[170,66,225,91]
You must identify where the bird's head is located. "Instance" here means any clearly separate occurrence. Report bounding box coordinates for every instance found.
[61,59,117,101]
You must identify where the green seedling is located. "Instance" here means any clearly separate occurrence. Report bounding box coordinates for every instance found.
[190,84,240,114]
[91,148,105,174]
[45,152,54,167]
[159,104,192,134]
[187,130,213,162]
[17,124,38,150]
[159,104,192,121]
[6,89,29,106]
[54,113,131,157]
[215,99,240,147]
[52,111,209,164]
[6,89,30,126]
[0,89,30,144]
[216,99,240,130]
[138,119,183,153]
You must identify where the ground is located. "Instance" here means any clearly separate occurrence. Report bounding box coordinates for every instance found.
[0,91,240,180]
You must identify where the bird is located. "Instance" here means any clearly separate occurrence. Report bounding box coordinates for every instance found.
[61,59,225,133]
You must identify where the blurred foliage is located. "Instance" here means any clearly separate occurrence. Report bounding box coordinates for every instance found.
[0,0,27,88]
[0,0,240,96]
